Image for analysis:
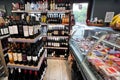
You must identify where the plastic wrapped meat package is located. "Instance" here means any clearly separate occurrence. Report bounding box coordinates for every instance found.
[99,66,120,80]
[88,58,105,70]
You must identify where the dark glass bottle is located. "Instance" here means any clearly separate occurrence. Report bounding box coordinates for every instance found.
[34,71,40,80]
[17,43,22,64]
[18,20,24,38]
[22,43,27,65]
[32,45,38,66]
[12,44,18,64]
[23,20,29,38]
[27,44,32,66]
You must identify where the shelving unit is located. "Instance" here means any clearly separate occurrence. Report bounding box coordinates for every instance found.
[0,35,9,78]
[7,49,47,71]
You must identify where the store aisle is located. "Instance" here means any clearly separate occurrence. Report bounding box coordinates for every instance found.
[44,59,71,80]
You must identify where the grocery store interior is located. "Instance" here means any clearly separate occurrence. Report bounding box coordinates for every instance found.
[0,0,120,80]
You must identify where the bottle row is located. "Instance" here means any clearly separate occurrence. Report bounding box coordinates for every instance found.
[8,41,45,66]
[8,59,47,80]
[12,0,71,11]
[47,49,68,57]
[47,37,68,47]
[47,25,69,36]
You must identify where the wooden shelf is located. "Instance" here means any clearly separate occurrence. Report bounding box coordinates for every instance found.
[28,10,47,13]
[7,50,47,71]
[47,10,71,13]
[47,24,69,26]
[11,10,26,13]
[44,47,68,50]
[8,35,41,43]
[0,35,10,40]
[47,36,69,38]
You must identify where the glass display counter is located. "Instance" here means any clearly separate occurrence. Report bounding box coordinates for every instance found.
[69,26,120,80]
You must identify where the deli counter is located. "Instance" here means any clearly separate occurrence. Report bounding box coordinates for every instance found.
[69,26,120,80]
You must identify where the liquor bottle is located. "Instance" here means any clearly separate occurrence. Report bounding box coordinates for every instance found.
[17,43,22,64]
[22,43,27,65]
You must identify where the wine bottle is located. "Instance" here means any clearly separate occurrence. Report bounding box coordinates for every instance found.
[12,44,18,64]
[27,44,32,66]
[18,20,24,38]
[8,21,14,38]
[32,45,38,66]
[22,43,27,65]
[18,68,22,80]
[12,20,18,38]
[23,69,28,80]
[28,21,34,39]
[8,68,14,80]
[28,70,33,80]
[8,49,14,64]
[17,43,22,64]
[23,20,29,38]
[33,71,40,80]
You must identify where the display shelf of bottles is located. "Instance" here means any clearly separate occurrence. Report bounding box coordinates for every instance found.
[44,47,68,50]
[92,36,120,49]
[7,49,46,71]
[8,34,41,43]
[28,10,48,14]
[0,35,10,40]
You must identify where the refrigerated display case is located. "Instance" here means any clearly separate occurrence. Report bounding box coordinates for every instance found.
[69,26,120,80]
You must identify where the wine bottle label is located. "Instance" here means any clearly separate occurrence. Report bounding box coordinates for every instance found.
[34,25,37,34]
[54,31,58,35]
[17,53,22,61]
[13,53,18,61]
[27,56,32,61]
[35,16,39,21]
[8,53,13,60]
[23,26,29,37]
[10,68,13,74]
[3,28,6,34]
[18,68,21,73]
[32,56,38,61]
[13,25,18,34]
[5,28,9,34]
[1,29,4,35]
[29,26,34,35]
[8,26,14,34]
